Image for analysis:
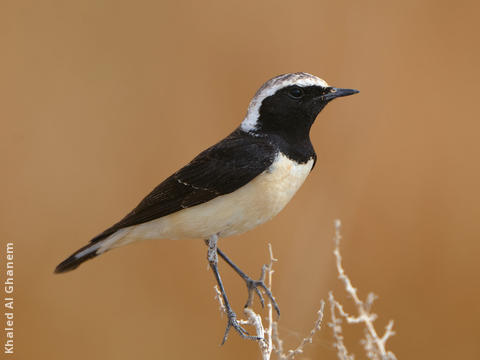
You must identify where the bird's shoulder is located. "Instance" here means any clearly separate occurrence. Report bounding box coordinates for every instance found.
[177,128,277,184]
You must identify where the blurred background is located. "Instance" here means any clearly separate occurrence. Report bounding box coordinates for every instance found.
[2,0,479,359]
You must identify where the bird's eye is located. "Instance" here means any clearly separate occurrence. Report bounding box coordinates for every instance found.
[288,87,304,99]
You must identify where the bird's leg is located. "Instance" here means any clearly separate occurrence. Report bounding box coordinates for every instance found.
[206,234,260,344]
[216,247,280,316]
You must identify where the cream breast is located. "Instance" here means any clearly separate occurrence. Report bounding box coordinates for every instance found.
[98,153,314,252]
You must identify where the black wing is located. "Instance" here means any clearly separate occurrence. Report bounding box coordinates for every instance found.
[90,129,276,243]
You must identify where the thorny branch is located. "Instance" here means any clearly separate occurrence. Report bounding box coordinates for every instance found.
[329,219,397,360]
[213,244,324,360]
[212,220,397,359]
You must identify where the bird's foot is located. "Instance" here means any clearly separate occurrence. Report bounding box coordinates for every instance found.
[221,309,261,345]
[244,264,280,316]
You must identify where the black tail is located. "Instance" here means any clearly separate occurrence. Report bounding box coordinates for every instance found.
[54,241,103,274]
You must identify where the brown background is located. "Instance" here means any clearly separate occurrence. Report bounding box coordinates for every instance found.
[2,0,479,359]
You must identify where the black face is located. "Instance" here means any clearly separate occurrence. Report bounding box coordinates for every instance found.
[256,85,331,140]
[254,84,358,162]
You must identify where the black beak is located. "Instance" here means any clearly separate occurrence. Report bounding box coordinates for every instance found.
[322,87,359,101]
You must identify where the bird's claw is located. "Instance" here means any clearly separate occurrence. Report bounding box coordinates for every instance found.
[244,264,280,316]
[221,310,261,345]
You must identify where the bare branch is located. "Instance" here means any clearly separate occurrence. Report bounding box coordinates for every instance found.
[328,292,354,360]
[213,285,226,315]
[332,219,397,360]
[279,301,325,360]
[211,220,396,360]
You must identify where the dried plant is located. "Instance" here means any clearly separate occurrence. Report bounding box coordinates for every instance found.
[212,220,397,360]
[328,219,397,360]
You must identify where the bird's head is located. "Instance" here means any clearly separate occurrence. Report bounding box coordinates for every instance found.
[241,72,358,138]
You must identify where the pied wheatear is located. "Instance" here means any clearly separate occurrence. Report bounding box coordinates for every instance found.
[55,72,358,343]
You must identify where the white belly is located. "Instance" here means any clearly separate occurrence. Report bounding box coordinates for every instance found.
[99,153,313,251]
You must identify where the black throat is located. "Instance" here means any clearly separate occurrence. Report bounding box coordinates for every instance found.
[249,108,322,164]
[244,84,332,164]
[240,125,316,164]
[261,129,316,164]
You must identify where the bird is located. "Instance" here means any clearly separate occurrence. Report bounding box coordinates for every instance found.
[55,72,358,343]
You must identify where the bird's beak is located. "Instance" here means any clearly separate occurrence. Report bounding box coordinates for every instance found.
[322,87,359,101]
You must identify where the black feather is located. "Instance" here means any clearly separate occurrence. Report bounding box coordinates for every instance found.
[54,129,278,272]
[89,129,277,243]
[54,242,101,273]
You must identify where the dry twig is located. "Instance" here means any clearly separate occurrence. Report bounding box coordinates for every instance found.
[329,219,397,360]
[213,244,324,359]
[212,220,397,360]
